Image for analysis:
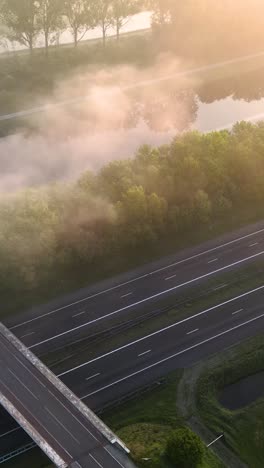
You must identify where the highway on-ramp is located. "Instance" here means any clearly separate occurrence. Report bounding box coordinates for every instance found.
[4,222,264,355]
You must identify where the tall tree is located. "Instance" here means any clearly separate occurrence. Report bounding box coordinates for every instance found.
[96,0,113,47]
[0,0,40,53]
[147,0,173,26]
[64,0,96,48]
[37,0,64,56]
[112,0,139,41]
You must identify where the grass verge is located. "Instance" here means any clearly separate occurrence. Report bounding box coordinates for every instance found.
[46,260,264,374]
[103,370,224,468]
[102,334,264,468]
[194,335,264,468]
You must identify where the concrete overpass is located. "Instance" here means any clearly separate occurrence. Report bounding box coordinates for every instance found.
[0,322,130,467]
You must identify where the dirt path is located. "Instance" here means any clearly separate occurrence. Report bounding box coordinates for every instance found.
[177,356,248,468]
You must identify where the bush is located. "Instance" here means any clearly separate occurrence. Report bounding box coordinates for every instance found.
[166,427,204,468]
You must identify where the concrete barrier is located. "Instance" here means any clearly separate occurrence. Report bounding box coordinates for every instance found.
[0,391,67,467]
[0,322,129,454]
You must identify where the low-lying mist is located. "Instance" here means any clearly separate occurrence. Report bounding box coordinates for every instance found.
[0,55,198,192]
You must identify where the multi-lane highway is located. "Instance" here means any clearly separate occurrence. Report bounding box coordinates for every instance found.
[2,283,264,460]
[46,282,263,408]
[5,222,264,355]
[2,221,264,461]
[0,329,127,467]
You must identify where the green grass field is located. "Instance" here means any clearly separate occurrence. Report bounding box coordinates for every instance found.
[195,335,264,468]
[104,371,224,468]
[102,334,264,468]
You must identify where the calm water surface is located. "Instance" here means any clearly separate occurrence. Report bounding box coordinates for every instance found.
[1,60,264,190]
[219,370,264,410]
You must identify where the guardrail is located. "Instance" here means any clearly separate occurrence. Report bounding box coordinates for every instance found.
[0,442,36,464]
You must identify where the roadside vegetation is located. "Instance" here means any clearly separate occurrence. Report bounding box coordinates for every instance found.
[104,370,223,468]
[1,122,264,318]
[11,331,264,467]
[103,334,264,467]
[195,335,264,468]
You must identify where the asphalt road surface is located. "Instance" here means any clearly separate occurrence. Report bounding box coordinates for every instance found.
[4,221,264,356]
[1,283,264,460]
[0,332,127,467]
[2,221,264,461]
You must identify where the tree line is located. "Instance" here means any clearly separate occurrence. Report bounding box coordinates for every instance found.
[1,121,264,315]
[0,0,141,54]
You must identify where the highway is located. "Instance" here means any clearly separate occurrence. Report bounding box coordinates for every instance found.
[1,283,264,460]
[0,331,127,467]
[5,221,264,355]
[1,221,264,461]
[60,284,264,408]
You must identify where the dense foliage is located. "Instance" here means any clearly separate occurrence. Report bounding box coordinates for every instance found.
[166,427,204,467]
[1,121,264,315]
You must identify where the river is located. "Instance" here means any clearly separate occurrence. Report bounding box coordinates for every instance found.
[219,370,264,410]
[1,55,264,191]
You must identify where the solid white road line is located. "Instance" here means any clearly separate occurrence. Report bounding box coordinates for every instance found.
[20,332,35,339]
[58,285,264,377]
[11,227,264,330]
[0,379,73,460]
[30,250,264,350]
[89,454,104,468]
[207,434,224,447]
[0,427,21,439]
[232,309,243,315]
[138,350,151,357]
[85,373,101,381]
[81,311,264,399]
[121,292,132,298]
[104,447,125,468]
[45,406,80,445]
[0,337,100,444]
[7,368,39,401]
[187,328,199,335]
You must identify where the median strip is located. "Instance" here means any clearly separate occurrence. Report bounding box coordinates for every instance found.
[58,284,264,378]
[81,311,264,399]
[29,250,264,350]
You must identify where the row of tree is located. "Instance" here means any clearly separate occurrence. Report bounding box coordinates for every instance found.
[1,121,264,314]
[0,0,141,54]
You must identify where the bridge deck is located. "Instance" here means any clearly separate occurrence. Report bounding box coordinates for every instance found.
[0,330,125,467]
